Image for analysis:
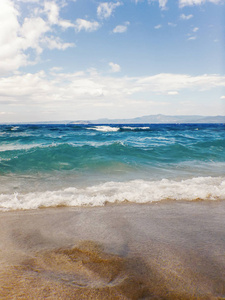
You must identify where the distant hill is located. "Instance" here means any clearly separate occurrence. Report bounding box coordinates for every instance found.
[70,114,225,124]
[2,115,225,125]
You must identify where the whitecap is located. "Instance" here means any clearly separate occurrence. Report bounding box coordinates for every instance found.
[122,126,150,130]
[10,126,19,131]
[88,126,120,132]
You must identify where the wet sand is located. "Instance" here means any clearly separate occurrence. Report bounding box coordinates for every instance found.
[0,201,225,299]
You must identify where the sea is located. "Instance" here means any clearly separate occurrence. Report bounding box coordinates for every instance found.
[0,123,225,211]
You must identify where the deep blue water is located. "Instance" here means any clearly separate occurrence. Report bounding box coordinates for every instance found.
[0,123,224,210]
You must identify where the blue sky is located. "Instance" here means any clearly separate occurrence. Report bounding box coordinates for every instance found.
[0,0,224,122]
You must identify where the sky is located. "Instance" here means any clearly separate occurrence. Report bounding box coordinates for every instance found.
[0,0,225,122]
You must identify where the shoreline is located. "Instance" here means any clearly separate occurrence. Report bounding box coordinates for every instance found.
[0,201,225,299]
[1,196,224,213]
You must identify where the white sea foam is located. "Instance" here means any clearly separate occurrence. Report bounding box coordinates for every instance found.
[0,177,224,211]
[89,126,120,132]
[10,126,19,131]
[0,142,62,152]
[122,126,150,130]
[0,143,43,152]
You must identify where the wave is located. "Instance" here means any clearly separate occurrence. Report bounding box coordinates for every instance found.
[0,142,135,174]
[88,126,120,132]
[87,125,153,132]
[120,126,151,131]
[0,177,224,211]
[0,143,46,152]
[1,139,225,175]
[10,126,20,131]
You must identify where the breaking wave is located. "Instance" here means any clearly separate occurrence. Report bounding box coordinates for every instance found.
[0,177,224,211]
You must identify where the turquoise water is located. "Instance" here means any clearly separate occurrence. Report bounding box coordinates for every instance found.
[0,124,225,210]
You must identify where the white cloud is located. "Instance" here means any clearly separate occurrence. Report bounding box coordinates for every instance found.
[148,0,168,9]
[0,72,224,104]
[179,0,222,7]
[44,1,59,25]
[136,73,225,92]
[180,14,193,20]
[50,67,63,72]
[220,96,225,99]
[43,1,74,29]
[21,17,75,52]
[168,91,179,95]
[187,27,199,41]
[168,22,177,27]
[0,111,14,115]
[97,2,122,19]
[75,19,100,32]
[20,17,50,54]
[109,62,121,72]
[143,0,222,9]
[44,36,75,50]
[113,22,130,33]
[1,71,225,120]
[17,0,39,2]
[154,24,162,29]
[58,19,74,29]
[193,27,199,32]
[0,0,76,75]
[188,36,197,40]
[0,0,27,74]
[158,0,168,8]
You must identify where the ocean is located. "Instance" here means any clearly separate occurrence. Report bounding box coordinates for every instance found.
[0,123,225,210]
[1,123,225,299]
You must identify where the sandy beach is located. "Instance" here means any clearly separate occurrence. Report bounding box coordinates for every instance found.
[0,201,225,299]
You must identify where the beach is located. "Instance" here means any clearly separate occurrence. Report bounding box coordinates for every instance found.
[0,201,225,299]
[0,124,225,298]
[1,0,224,297]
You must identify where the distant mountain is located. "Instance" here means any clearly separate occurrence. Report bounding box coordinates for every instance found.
[70,114,225,124]
[3,115,225,125]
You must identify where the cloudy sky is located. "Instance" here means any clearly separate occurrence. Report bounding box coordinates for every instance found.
[0,0,224,122]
